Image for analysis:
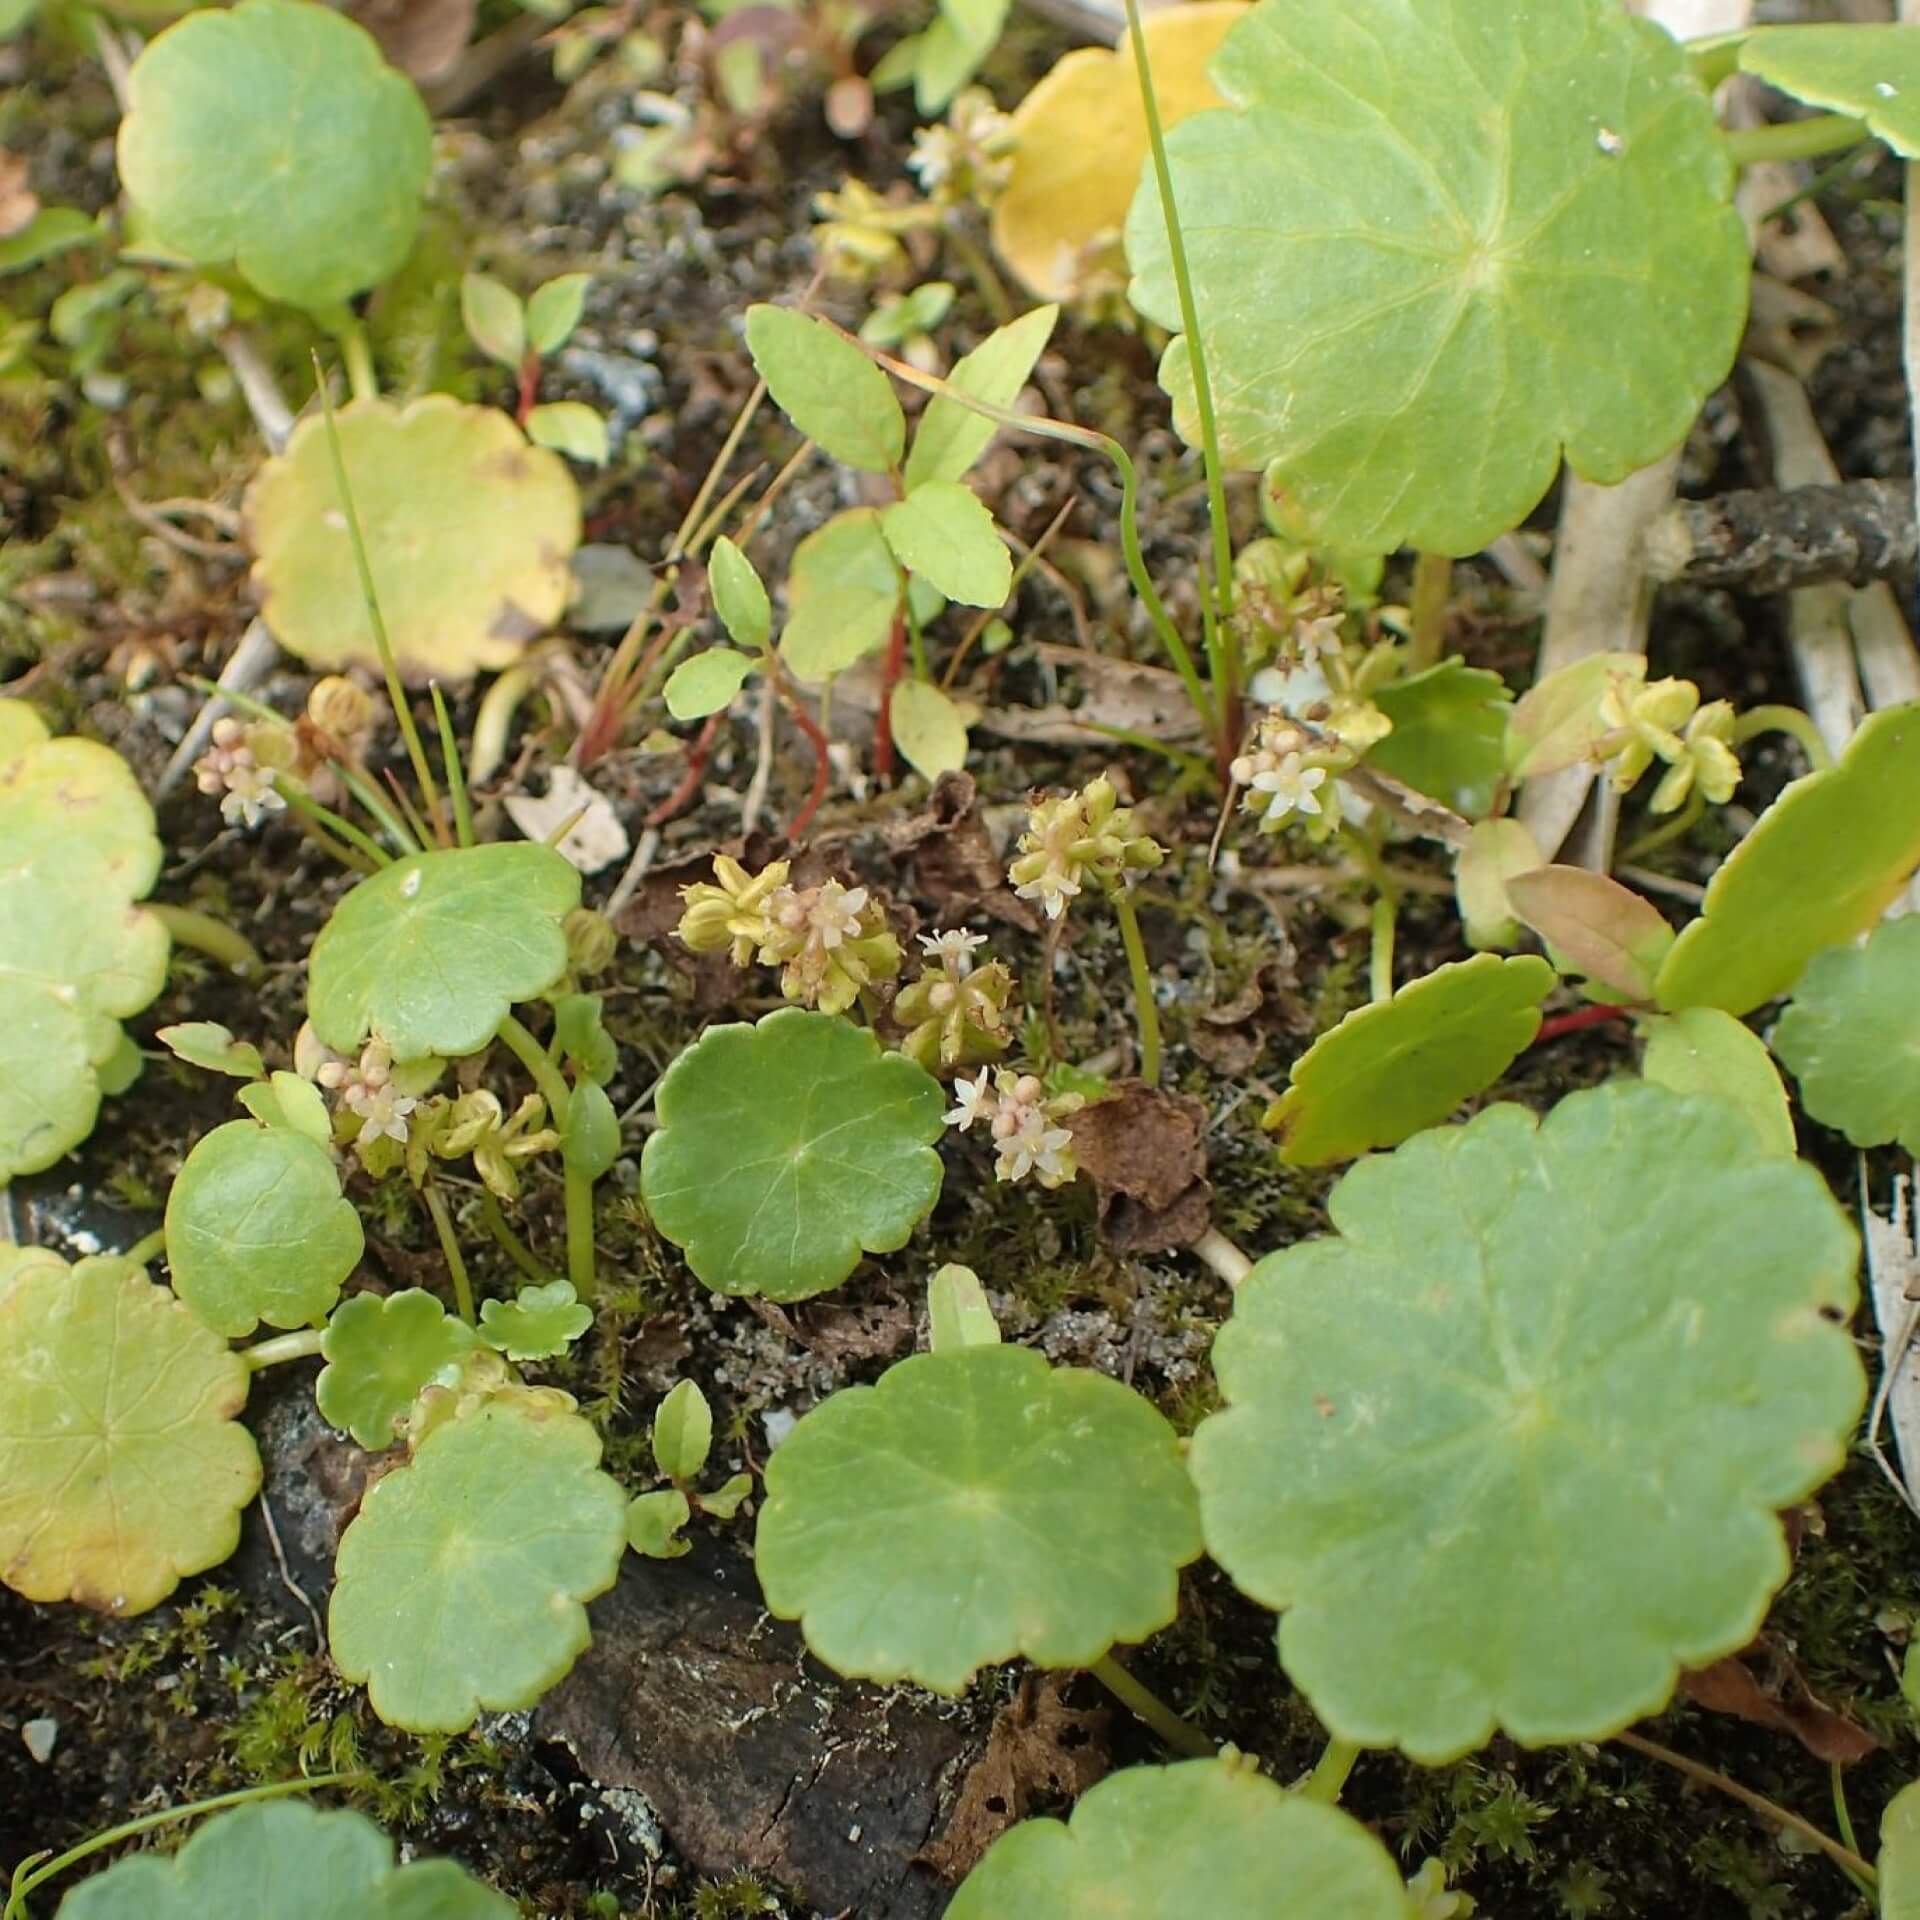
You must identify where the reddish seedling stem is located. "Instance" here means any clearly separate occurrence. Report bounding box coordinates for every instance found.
[645,711,724,827]
[1534,1003,1632,1044]
[515,349,540,427]
[872,612,906,785]
[783,691,832,841]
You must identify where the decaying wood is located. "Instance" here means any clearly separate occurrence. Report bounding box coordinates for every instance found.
[1645,478,1919,593]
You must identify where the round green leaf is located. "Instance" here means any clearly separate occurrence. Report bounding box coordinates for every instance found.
[1198,1082,1864,1762]
[56,1800,514,1920]
[1657,704,1920,1016]
[745,304,906,475]
[307,843,581,1061]
[245,397,582,678]
[166,1120,365,1338]
[1369,662,1513,819]
[1265,953,1555,1166]
[1740,26,1920,159]
[1640,1006,1795,1160]
[318,1290,481,1448]
[1772,914,1920,1153]
[116,0,431,310]
[880,482,1011,608]
[948,1758,1412,1920]
[0,978,114,1183]
[664,646,755,721]
[0,1254,260,1615]
[781,508,902,682]
[0,732,161,895]
[477,1280,591,1361]
[626,1488,691,1559]
[640,1008,946,1301]
[756,1344,1202,1692]
[1124,0,1747,555]
[1882,1780,1920,1920]
[329,1398,627,1730]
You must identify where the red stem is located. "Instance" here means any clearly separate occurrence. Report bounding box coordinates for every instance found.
[872,612,906,785]
[1534,1003,1632,1044]
[782,690,832,841]
[515,350,540,427]
[645,712,724,827]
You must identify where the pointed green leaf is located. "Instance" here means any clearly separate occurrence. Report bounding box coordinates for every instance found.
[700,1472,754,1520]
[1265,954,1555,1166]
[651,1378,714,1481]
[889,679,970,781]
[318,1290,481,1448]
[1641,1007,1795,1160]
[1740,26,1920,158]
[756,1345,1202,1692]
[949,1759,1412,1920]
[329,1399,627,1730]
[1772,914,1920,1153]
[745,304,906,474]
[526,271,592,355]
[1369,661,1512,819]
[664,647,756,721]
[526,401,609,467]
[308,843,581,1060]
[640,1008,945,1301]
[158,1022,266,1080]
[460,271,526,370]
[237,1069,333,1145]
[881,482,1011,607]
[1505,866,1672,1004]
[929,1262,1000,1352]
[561,1079,620,1180]
[709,535,771,652]
[904,304,1058,490]
[1199,1083,1863,1762]
[166,1120,365,1338]
[781,508,903,681]
[1125,0,1746,553]
[478,1280,592,1361]
[1657,703,1920,1015]
[626,1488,692,1558]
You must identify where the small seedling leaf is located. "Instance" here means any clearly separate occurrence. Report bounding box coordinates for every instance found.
[1265,953,1555,1166]
[157,1022,265,1080]
[166,1120,365,1337]
[116,0,431,310]
[889,679,971,781]
[1199,1082,1863,1762]
[1772,914,1920,1152]
[526,272,592,355]
[329,1399,627,1730]
[245,396,581,677]
[904,303,1059,489]
[1506,654,1645,780]
[56,1799,514,1920]
[1454,818,1542,950]
[237,1069,333,1145]
[709,536,772,652]
[1739,26,1920,158]
[1127,0,1746,553]
[651,1378,714,1481]
[1369,662,1512,819]
[460,271,526,369]
[626,1489,691,1559]
[745,304,906,475]
[478,1280,592,1361]
[561,1079,620,1180]
[1505,866,1672,1004]
[319,1290,481,1448]
[552,993,617,1085]
[308,843,581,1061]
[0,1254,260,1615]
[782,508,904,681]
[1641,1007,1796,1160]
[700,1472,754,1520]
[929,1262,1000,1352]
[665,646,756,721]
[756,1345,1202,1692]
[881,482,1011,608]
[641,1008,946,1301]
[948,1758,1411,1919]
[1657,703,1920,1015]
[526,400,610,467]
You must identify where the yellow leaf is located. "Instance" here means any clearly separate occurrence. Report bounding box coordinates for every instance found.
[991,2,1247,302]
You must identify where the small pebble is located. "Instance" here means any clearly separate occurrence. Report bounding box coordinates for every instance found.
[23,1717,58,1763]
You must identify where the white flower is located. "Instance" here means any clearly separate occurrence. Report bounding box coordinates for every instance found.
[807,881,867,950]
[994,1109,1075,1188]
[219,761,286,830]
[1250,752,1327,821]
[348,1081,416,1147]
[917,928,988,975]
[944,1069,994,1132]
[1013,863,1081,920]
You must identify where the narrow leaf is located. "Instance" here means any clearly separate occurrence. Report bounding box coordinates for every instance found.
[709,535,771,652]
[526,401,609,466]
[905,303,1057,489]
[525,271,591,354]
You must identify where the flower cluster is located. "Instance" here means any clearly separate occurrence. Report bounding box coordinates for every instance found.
[1232,538,1348,672]
[678,859,901,1016]
[1230,713,1355,839]
[1596,671,1740,814]
[945,1068,1083,1189]
[1008,775,1164,920]
[193,716,293,830]
[409,1089,560,1199]
[895,928,1014,1071]
[315,1039,416,1149]
[907,89,1015,205]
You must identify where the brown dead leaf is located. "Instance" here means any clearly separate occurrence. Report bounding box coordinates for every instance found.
[348,0,477,83]
[974,645,1208,749]
[1680,1643,1878,1766]
[0,151,37,240]
[919,1675,1109,1881]
[1072,1083,1213,1254]
[878,770,1040,931]
[795,1298,914,1366]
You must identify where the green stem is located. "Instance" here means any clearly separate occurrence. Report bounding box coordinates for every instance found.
[1122,0,1235,638]
[331,315,377,404]
[274,779,390,870]
[1831,1762,1860,1864]
[123,1228,167,1267]
[1087,1653,1215,1759]
[944,220,1014,326]
[333,759,423,859]
[1368,894,1396,1003]
[1300,1737,1363,1805]
[564,1163,598,1301]
[1724,113,1869,169]
[902,578,932,682]
[1732,701,1834,771]
[147,904,261,978]
[496,1014,572,1121]
[4,1774,367,1920]
[1109,885,1163,1085]
[1407,550,1453,672]
[430,684,475,849]
[1618,787,1706,863]
[242,1328,326,1371]
[424,1183,477,1326]
[479,1188,558,1287]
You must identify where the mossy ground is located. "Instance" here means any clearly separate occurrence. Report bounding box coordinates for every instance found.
[5,11,1920,1919]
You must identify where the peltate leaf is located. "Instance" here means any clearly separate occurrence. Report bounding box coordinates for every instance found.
[307,843,581,1060]
[1125,0,1747,554]
[1772,914,1920,1152]
[0,1254,260,1615]
[166,1120,365,1338]
[881,482,1011,607]
[1740,26,1920,158]
[904,303,1060,487]
[1640,1007,1795,1160]
[1656,703,1920,1015]
[745,305,906,475]
[756,1345,1202,1692]
[640,1008,946,1301]
[1264,953,1554,1166]
[116,0,430,310]
[781,508,902,682]
[1369,661,1512,819]
[1883,1781,1920,1920]
[318,1290,481,1448]
[329,1399,627,1730]
[948,1759,1412,1920]
[1197,1083,1864,1762]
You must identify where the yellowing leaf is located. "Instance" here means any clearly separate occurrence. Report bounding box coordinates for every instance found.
[245,395,580,679]
[992,3,1247,301]
[1505,866,1673,1005]
[526,401,609,467]
[890,679,970,781]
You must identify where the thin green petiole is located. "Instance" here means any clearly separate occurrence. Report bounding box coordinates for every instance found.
[1368,894,1397,1002]
[148,904,262,978]
[431,683,475,849]
[1300,1737,1362,1804]
[123,1227,167,1267]
[495,1013,597,1298]
[496,1014,572,1119]
[1732,701,1834,771]
[330,314,378,404]
[1088,1652,1215,1759]
[424,1182,477,1326]
[1109,884,1163,1085]
[1724,113,1869,169]
[274,778,391,870]
[332,760,423,858]
[1618,787,1706,864]
[1406,550,1453,672]
[479,1188,559,1287]
[243,1328,326,1371]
